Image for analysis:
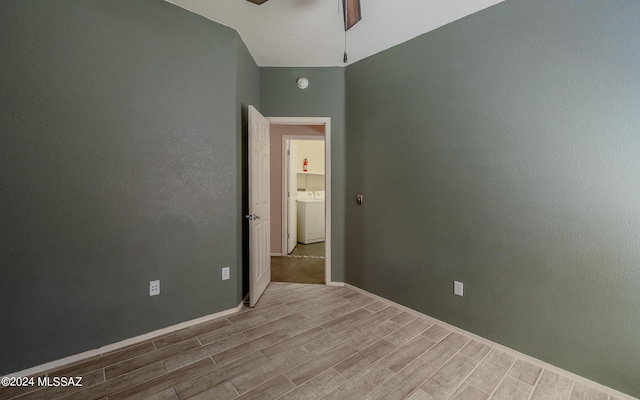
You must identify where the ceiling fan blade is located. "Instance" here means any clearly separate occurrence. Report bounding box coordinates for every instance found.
[246,0,268,4]
[343,0,362,31]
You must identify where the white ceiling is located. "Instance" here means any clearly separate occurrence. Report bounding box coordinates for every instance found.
[165,0,505,67]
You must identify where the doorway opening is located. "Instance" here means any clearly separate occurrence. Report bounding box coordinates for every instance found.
[267,118,331,285]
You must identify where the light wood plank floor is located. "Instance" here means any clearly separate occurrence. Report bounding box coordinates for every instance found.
[1,283,632,400]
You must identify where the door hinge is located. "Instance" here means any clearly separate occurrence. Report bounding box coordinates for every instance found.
[287,149,290,155]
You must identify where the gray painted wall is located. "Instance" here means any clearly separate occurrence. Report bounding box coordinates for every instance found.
[260,68,346,282]
[0,0,257,373]
[345,0,640,396]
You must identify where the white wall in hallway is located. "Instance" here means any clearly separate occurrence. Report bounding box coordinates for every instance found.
[293,140,324,174]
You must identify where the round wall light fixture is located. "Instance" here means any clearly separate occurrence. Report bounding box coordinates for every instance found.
[296,77,309,89]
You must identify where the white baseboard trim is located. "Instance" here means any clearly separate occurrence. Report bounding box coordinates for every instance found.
[344,284,637,400]
[271,252,282,257]
[326,281,345,287]
[6,302,245,379]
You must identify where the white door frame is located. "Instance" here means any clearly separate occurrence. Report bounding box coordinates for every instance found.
[268,117,332,285]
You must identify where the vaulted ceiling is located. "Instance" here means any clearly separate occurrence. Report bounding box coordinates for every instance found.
[165,0,505,67]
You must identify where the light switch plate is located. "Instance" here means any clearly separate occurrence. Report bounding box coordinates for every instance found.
[454,281,463,297]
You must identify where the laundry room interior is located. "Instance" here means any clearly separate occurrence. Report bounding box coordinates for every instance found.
[269,124,326,284]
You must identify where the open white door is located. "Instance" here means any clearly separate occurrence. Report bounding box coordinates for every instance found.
[287,141,298,254]
[248,106,270,307]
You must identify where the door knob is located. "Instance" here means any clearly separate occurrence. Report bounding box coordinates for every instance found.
[245,214,261,220]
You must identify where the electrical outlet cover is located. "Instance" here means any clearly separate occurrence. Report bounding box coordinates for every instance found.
[222,267,230,281]
[150,280,160,296]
